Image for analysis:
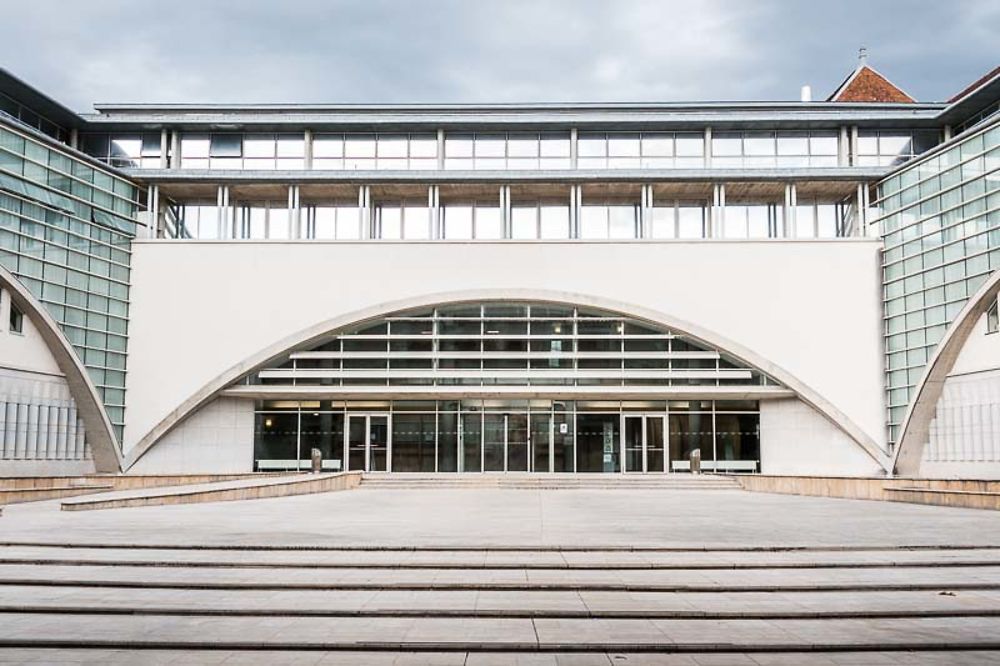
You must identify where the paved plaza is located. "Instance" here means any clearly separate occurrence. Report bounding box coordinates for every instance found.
[2,484,1000,663]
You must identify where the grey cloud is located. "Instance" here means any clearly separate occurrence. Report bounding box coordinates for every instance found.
[1,0,996,111]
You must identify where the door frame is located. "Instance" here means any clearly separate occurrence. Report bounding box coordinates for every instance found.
[621,413,667,474]
[344,413,392,472]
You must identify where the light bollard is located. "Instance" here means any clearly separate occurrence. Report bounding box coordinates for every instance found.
[689,449,701,474]
[311,448,323,474]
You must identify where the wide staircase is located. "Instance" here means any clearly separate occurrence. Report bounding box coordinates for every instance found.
[1,540,1000,660]
[360,471,742,490]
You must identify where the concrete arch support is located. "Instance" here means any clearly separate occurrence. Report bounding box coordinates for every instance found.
[124,289,890,472]
[893,272,1000,476]
[0,264,122,472]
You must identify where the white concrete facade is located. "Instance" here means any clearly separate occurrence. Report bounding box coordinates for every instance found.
[0,288,94,475]
[923,310,1000,477]
[124,238,887,474]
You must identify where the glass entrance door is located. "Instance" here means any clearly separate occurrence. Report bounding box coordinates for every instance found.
[623,415,666,473]
[345,414,390,472]
[507,413,529,472]
[531,413,551,473]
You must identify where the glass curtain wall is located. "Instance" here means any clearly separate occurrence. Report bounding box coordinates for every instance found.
[253,399,760,473]
[0,120,140,441]
[875,118,1000,443]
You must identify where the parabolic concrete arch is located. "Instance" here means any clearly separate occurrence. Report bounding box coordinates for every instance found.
[124,288,890,471]
[0,264,122,473]
[893,271,1000,476]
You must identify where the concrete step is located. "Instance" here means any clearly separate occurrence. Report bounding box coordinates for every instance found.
[2,543,1000,654]
[2,561,999,592]
[359,473,741,490]
[2,613,1000,652]
[5,649,1000,664]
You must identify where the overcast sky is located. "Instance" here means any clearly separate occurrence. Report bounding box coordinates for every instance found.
[2,0,997,111]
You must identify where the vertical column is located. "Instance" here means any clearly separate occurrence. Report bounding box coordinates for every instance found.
[500,185,511,238]
[216,185,228,238]
[640,184,653,238]
[570,128,579,169]
[146,185,161,239]
[437,129,446,170]
[570,184,582,238]
[170,130,181,170]
[3,403,16,459]
[14,403,27,458]
[69,128,79,150]
[159,129,169,169]
[56,405,69,459]
[36,403,49,459]
[710,183,725,238]
[704,127,713,168]
[75,417,86,459]
[783,184,792,237]
[288,185,302,239]
[25,404,38,460]
[428,185,441,239]
[359,185,372,238]
[0,401,6,459]
[861,183,871,236]
[849,126,859,167]
[65,406,78,459]
[788,183,798,237]
[789,183,798,236]
[838,127,850,167]
[303,129,314,170]
[943,126,952,142]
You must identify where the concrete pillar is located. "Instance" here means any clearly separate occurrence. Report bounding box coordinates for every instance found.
[288,185,301,239]
[69,128,79,150]
[159,129,169,169]
[437,129,445,170]
[838,127,850,167]
[359,185,371,238]
[303,129,313,170]
[56,406,69,459]
[704,127,713,168]
[170,130,181,169]
[640,184,653,238]
[500,185,511,238]
[570,128,578,169]
[849,126,859,167]
[788,183,798,236]
[428,185,440,239]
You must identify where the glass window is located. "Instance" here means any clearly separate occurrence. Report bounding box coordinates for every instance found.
[210,135,242,157]
[403,205,430,239]
[540,205,570,239]
[988,298,999,334]
[442,205,473,239]
[476,206,503,239]
[712,133,742,157]
[511,207,537,239]
[650,206,675,239]
[677,206,704,238]
[8,299,23,334]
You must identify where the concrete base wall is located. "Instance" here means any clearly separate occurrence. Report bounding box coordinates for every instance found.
[128,398,254,474]
[0,459,95,477]
[760,398,883,476]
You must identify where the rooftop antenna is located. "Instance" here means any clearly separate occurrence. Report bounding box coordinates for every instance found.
[858,46,869,66]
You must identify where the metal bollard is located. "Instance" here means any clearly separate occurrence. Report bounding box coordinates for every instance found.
[689,449,701,475]
[311,448,323,474]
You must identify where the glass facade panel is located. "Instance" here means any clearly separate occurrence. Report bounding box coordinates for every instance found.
[874,117,1000,444]
[0,120,139,442]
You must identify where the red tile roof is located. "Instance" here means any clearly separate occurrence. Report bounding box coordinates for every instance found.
[828,65,915,103]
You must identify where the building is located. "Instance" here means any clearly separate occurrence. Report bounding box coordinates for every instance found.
[0,59,998,478]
